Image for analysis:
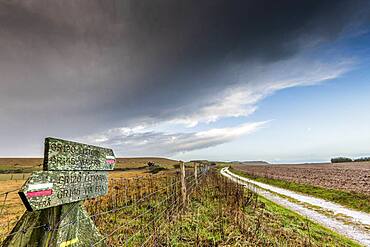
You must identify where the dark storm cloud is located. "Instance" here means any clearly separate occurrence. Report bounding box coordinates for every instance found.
[0,0,369,155]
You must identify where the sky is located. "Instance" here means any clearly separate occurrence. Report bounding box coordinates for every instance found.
[0,0,370,163]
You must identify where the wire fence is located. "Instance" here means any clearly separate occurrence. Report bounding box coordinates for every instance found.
[86,167,207,246]
[0,165,210,246]
[0,165,333,246]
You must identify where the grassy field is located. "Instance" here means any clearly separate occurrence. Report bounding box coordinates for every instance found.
[0,159,362,246]
[230,167,370,214]
[0,167,360,246]
[119,170,359,246]
[88,170,360,246]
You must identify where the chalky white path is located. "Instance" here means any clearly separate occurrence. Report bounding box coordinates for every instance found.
[221,167,370,247]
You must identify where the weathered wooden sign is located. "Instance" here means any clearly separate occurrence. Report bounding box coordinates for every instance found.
[4,137,115,247]
[44,137,116,171]
[19,171,108,211]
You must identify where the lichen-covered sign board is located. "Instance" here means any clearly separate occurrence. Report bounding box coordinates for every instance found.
[19,171,108,211]
[43,137,116,171]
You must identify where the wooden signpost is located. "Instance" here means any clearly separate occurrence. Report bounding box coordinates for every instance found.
[44,138,115,171]
[2,137,115,247]
[19,171,109,211]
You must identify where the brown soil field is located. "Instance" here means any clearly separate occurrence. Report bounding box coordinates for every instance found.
[234,161,370,195]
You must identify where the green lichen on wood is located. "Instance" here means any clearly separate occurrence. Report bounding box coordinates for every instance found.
[43,137,115,171]
[19,171,109,211]
[55,202,105,247]
[76,204,105,246]
[2,203,105,247]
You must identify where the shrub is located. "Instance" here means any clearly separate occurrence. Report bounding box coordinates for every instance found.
[147,164,166,174]
[147,161,155,167]
[331,157,353,163]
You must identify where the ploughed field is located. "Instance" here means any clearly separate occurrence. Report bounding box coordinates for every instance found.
[234,162,370,195]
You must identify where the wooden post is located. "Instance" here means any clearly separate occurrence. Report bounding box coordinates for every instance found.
[180,161,186,207]
[194,162,198,186]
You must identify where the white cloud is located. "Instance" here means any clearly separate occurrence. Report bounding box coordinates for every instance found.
[170,89,260,127]
[80,121,267,156]
[170,57,352,127]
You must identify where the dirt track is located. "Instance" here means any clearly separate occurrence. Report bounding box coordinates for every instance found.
[234,162,370,195]
[222,168,370,247]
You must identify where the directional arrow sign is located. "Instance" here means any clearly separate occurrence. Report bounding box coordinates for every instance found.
[43,137,116,171]
[19,171,109,211]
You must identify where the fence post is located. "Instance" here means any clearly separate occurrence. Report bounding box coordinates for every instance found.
[194,162,198,186]
[180,161,186,208]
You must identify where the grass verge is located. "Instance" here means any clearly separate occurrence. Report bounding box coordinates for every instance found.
[230,167,370,214]
[168,172,360,246]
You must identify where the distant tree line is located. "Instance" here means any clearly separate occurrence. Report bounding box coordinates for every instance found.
[331,157,370,163]
[353,157,370,162]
